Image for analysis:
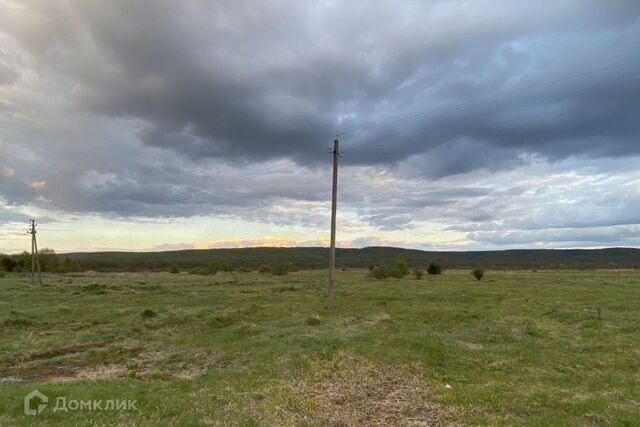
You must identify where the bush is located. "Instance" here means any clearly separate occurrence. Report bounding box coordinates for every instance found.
[0,268,5,278]
[472,268,485,281]
[169,264,180,274]
[206,261,235,274]
[413,267,423,280]
[271,264,289,276]
[59,257,80,273]
[0,256,17,272]
[258,265,272,274]
[427,263,442,275]
[141,309,157,318]
[396,255,409,277]
[369,263,404,279]
[38,248,58,272]
[306,314,321,325]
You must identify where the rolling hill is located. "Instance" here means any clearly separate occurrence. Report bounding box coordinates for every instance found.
[62,246,640,271]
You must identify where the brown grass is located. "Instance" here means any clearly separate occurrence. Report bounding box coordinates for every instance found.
[0,341,218,383]
[267,354,446,426]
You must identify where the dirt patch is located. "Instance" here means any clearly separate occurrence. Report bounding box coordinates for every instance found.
[0,342,217,383]
[1,341,107,366]
[125,349,218,379]
[269,354,445,426]
[0,359,90,382]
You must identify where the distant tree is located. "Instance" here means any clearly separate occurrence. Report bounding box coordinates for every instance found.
[16,251,30,269]
[427,263,443,275]
[38,248,59,272]
[413,267,424,280]
[59,257,80,273]
[472,268,485,281]
[206,261,235,274]
[0,256,18,272]
[168,264,180,274]
[258,265,272,274]
[271,264,289,276]
[396,255,409,277]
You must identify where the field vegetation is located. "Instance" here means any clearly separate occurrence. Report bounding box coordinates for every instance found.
[1,269,639,425]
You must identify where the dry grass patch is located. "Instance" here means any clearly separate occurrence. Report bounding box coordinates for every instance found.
[267,353,445,426]
[0,341,218,383]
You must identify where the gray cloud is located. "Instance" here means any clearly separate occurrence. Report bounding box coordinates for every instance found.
[3,1,640,168]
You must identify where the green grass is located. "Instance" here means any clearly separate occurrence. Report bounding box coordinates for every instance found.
[1,269,639,425]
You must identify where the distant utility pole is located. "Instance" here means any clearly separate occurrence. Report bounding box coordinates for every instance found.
[327,137,340,309]
[28,219,42,285]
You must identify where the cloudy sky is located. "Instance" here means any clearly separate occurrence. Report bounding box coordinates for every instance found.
[1,1,640,253]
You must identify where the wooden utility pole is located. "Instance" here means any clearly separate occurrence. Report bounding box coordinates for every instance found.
[327,138,340,309]
[28,219,42,285]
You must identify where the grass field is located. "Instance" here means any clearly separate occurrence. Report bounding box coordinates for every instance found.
[1,269,639,425]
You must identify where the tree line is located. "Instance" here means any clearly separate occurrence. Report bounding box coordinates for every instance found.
[0,249,80,274]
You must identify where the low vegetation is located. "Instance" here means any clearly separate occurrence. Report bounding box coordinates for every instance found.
[1,269,639,425]
[472,267,486,281]
[369,255,412,279]
[427,262,443,275]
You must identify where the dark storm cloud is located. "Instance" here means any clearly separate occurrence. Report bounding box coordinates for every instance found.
[3,1,640,169]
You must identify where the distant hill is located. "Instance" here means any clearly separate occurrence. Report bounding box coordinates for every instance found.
[63,246,640,271]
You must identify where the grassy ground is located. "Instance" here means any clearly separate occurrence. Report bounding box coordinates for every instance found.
[0,269,639,426]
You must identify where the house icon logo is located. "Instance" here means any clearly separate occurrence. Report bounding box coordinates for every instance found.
[24,390,48,416]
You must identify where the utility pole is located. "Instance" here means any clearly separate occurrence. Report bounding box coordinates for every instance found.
[28,219,42,285]
[327,138,340,309]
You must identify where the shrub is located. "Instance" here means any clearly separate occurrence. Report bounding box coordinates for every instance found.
[370,263,404,279]
[306,314,321,325]
[427,263,442,275]
[271,264,289,276]
[169,264,180,274]
[396,255,409,277]
[370,264,385,279]
[206,261,235,274]
[413,267,423,280]
[219,262,235,272]
[0,268,5,278]
[0,256,17,272]
[59,257,80,273]
[38,248,59,272]
[141,309,157,318]
[258,265,272,274]
[472,268,485,281]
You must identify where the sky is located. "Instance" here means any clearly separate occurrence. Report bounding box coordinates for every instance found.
[1,0,640,254]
